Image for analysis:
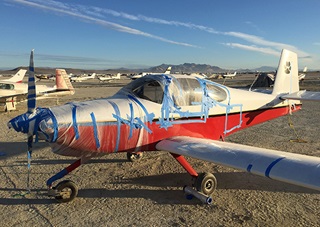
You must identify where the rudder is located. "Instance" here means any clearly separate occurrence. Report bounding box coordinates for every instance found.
[272,49,299,95]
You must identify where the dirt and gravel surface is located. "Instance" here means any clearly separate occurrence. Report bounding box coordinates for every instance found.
[0,75,320,226]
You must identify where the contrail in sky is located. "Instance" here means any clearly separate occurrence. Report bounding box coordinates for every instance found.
[9,0,311,58]
[11,0,198,48]
[88,4,311,58]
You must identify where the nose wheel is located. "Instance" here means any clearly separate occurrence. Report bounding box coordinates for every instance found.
[195,172,217,196]
[127,152,143,162]
[52,180,78,203]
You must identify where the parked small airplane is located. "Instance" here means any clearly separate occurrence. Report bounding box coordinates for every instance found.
[222,71,237,79]
[8,49,320,203]
[1,69,27,83]
[98,73,121,82]
[36,74,55,80]
[298,66,307,81]
[0,67,74,111]
[70,73,96,82]
[131,66,172,80]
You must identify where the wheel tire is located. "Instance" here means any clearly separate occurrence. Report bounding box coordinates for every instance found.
[54,180,78,203]
[127,152,143,162]
[195,172,217,196]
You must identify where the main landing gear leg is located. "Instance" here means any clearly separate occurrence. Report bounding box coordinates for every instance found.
[170,153,217,198]
[47,158,86,203]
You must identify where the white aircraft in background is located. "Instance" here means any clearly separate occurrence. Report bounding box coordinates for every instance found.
[164,66,172,74]
[70,73,96,82]
[1,69,27,83]
[0,68,74,111]
[223,71,237,79]
[98,73,121,82]
[298,66,307,81]
[131,66,172,80]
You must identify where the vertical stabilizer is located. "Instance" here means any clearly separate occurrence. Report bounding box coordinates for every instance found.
[4,69,27,83]
[164,66,172,74]
[272,49,299,95]
[56,69,75,95]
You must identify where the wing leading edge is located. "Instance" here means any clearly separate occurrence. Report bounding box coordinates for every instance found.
[156,136,320,191]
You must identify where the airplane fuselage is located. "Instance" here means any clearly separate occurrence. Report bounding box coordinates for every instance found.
[28,75,301,157]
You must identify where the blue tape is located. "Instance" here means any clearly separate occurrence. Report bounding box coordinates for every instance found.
[128,94,154,122]
[265,157,285,178]
[72,105,79,140]
[46,169,68,186]
[90,112,100,149]
[108,100,121,152]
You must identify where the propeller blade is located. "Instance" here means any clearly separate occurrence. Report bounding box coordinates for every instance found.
[26,49,36,193]
[27,49,36,114]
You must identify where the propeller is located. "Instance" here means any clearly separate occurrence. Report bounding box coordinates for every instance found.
[26,49,36,193]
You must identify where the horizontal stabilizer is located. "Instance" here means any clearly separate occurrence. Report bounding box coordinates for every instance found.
[156,136,320,191]
[281,90,320,101]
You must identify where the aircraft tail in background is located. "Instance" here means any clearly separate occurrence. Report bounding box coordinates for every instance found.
[55,69,75,95]
[2,69,27,83]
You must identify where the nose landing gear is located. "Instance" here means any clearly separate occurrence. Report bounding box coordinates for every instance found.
[127,151,143,162]
[48,180,78,203]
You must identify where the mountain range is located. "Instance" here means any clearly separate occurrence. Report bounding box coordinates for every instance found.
[0,64,276,75]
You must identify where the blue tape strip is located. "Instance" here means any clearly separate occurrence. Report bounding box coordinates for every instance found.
[127,94,154,122]
[90,112,100,149]
[108,100,121,152]
[72,105,79,140]
[46,169,68,186]
[265,157,285,178]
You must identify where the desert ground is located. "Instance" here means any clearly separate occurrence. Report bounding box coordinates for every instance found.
[0,74,320,226]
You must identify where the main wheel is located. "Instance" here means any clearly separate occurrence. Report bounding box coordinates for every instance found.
[54,180,78,203]
[195,172,217,196]
[127,152,143,162]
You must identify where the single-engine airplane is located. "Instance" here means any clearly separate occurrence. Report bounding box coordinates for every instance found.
[8,49,320,203]
[98,73,121,82]
[70,73,96,82]
[222,71,237,79]
[0,68,74,111]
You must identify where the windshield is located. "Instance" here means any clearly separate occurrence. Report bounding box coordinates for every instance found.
[172,78,227,106]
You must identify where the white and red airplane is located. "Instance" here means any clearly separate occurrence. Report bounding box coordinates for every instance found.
[0,68,74,111]
[8,49,320,203]
[0,69,27,83]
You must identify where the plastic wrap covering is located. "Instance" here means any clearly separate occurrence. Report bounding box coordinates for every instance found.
[8,74,243,158]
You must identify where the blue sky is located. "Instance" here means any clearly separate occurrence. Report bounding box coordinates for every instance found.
[1,0,320,70]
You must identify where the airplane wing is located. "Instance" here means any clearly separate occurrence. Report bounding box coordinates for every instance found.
[281,90,320,101]
[156,136,320,191]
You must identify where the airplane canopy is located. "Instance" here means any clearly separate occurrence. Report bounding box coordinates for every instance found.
[118,74,228,106]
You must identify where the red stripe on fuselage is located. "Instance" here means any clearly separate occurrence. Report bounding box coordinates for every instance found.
[55,105,301,156]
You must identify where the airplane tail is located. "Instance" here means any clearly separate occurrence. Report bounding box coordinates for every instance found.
[115,73,121,79]
[91,73,96,79]
[5,69,27,83]
[272,49,299,96]
[303,66,307,73]
[56,69,75,95]
[164,66,172,74]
